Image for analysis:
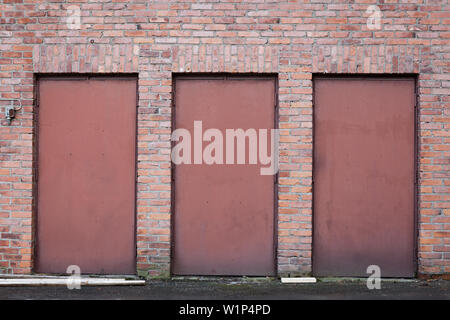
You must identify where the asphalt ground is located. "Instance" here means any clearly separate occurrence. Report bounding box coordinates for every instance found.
[0,278,449,300]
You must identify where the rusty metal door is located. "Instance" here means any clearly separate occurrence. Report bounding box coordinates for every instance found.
[173,77,276,276]
[313,77,416,277]
[36,77,137,274]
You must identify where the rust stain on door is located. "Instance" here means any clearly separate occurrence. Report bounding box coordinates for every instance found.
[313,78,416,277]
[36,77,137,274]
[173,77,276,276]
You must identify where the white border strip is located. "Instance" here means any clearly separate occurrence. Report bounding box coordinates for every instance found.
[281,277,317,283]
[0,278,145,286]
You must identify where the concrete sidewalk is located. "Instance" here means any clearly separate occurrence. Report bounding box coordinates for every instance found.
[0,278,449,300]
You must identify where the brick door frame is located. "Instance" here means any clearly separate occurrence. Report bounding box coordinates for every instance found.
[1,38,445,277]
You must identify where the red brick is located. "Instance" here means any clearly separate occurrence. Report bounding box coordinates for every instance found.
[0,0,447,278]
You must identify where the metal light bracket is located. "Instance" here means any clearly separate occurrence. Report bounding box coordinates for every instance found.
[2,99,22,125]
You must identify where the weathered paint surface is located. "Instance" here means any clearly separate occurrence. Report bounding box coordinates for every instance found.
[313,78,416,277]
[36,78,137,274]
[172,77,276,276]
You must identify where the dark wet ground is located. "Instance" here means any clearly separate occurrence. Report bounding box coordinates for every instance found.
[0,278,449,300]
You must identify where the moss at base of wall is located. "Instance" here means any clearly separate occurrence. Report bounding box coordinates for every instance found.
[137,268,171,280]
[278,271,313,278]
[417,273,450,281]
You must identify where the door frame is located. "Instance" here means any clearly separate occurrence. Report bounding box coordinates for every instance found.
[170,73,279,276]
[32,73,139,275]
[311,74,419,277]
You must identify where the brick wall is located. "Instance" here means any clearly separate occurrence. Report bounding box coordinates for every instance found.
[0,0,448,277]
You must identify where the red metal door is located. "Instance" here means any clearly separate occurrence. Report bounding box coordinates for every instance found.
[313,78,416,277]
[36,77,137,274]
[173,77,276,276]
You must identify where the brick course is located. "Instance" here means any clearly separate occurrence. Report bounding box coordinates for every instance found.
[0,0,448,277]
